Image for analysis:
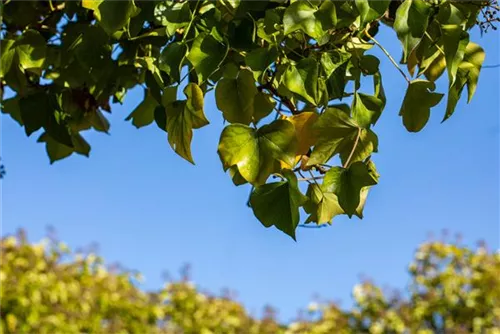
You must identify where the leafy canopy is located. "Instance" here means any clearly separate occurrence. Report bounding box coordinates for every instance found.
[0,0,497,239]
[1,230,499,333]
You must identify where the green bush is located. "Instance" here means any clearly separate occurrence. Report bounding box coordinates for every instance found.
[1,230,499,333]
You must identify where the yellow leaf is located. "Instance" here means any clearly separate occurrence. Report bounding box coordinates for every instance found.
[288,111,319,156]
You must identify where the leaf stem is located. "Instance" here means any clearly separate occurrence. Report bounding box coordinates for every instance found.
[343,127,362,168]
[182,0,201,42]
[309,170,321,188]
[366,31,411,84]
[297,170,313,184]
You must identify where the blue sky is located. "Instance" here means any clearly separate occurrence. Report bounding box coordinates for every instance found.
[1,27,499,322]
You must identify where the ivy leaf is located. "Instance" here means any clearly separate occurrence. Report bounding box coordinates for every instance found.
[250,170,307,240]
[304,183,344,225]
[352,92,384,128]
[394,0,432,63]
[308,107,378,166]
[187,33,227,83]
[283,58,320,106]
[322,161,378,217]
[441,24,469,87]
[159,42,187,83]
[218,120,297,185]
[399,80,444,132]
[355,0,390,27]
[82,0,140,35]
[283,0,336,41]
[215,69,258,125]
[125,89,159,128]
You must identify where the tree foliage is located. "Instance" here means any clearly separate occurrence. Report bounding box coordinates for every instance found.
[1,230,499,333]
[0,0,498,238]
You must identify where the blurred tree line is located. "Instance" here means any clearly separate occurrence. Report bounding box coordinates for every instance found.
[1,230,499,334]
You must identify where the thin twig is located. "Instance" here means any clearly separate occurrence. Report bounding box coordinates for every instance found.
[298,176,324,182]
[309,170,320,188]
[297,170,313,184]
[366,31,411,84]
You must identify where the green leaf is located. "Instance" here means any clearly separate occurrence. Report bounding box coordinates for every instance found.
[88,110,110,133]
[37,133,73,164]
[355,0,390,27]
[352,92,384,128]
[184,83,208,129]
[228,165,248,186]
[320,50,351,100]
[159,42,187,83]
[1,30,46,91]
[283,0,336,41]
[82,0,140,35]
[154,105,167,133]
[283,58,320,106]
[399,79,444,132]
[461,42,485,103]
[0,39,16,77]
[308,107,378,166]
[443,43,484,121]
[217,120,297,185]
[441,24,469,87]
[250,170,307,240]
[37,132,91,164]
[394,0,432,63]
[163,85,209,163]
[322,161,378,217]
[1,96,23,126]
[373,72,386,109]
[215,69,258,125]
[11,30,47,74]
[165,100,194,164]
[304,183,344,225]
[358,55,380,75]
[187,33,227,83]
[125,89,159,128]
[153,1,191,36]
[245,47,278,82]
[253,91,276,124]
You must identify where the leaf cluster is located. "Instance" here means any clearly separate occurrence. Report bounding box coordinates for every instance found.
[0,0,493,238]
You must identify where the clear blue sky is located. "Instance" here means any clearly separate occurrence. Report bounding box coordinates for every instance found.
[1,27,499,322]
